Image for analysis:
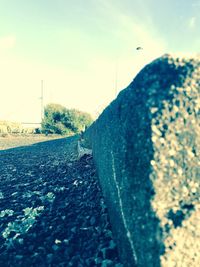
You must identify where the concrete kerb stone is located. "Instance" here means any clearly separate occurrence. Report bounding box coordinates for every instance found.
[84,54,200,267]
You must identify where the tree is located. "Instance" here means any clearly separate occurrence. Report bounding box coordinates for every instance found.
[41,103,93,135]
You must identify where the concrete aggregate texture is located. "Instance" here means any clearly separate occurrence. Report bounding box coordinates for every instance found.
[85,54,200,267]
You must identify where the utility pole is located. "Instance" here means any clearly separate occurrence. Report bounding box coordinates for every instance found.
[41,80,44,122]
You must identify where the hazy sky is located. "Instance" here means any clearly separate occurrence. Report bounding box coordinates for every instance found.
[0,0,200,122]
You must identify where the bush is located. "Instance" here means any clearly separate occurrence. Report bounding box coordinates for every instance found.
[0,121,23,134]
[41,103,93,135]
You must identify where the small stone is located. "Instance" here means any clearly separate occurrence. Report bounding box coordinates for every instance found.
[104,229,113,238]
[95,257,103,264]
[28,245,34,251]
[18,238,24,245]
[109,240,116,249]
[15,255,23,260]
[71,226,77,233]
[52,244,59,251]
[46,253,53,263]
[32,252,39,258]
[55,239,62,244]
[63,239,69,244]
[101,259,114,267]
[90,216,96,225]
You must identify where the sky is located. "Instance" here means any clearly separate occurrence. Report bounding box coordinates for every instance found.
[0,0,200,122]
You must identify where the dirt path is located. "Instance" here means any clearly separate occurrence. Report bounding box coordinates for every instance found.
[0,137,123,267]
[0,134,63,150]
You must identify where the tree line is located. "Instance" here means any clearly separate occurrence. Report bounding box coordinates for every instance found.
[41,103,93,135]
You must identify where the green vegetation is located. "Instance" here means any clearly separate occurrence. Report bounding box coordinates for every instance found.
[2,206,44,246]
[0,209,14,218]
[41,103,93,135]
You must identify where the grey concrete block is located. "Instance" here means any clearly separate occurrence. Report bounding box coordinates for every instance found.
[85,54,200,267]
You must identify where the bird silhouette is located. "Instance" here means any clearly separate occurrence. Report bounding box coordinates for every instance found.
[136,47,143,50]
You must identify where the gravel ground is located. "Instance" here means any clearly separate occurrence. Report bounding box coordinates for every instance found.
[0,134,63,150]
[0,136,123,267]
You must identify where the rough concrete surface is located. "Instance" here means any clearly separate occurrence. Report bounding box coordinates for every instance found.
[85,54,200,267]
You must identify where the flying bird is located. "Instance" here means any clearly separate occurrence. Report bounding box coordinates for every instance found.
[136,47,143,50]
